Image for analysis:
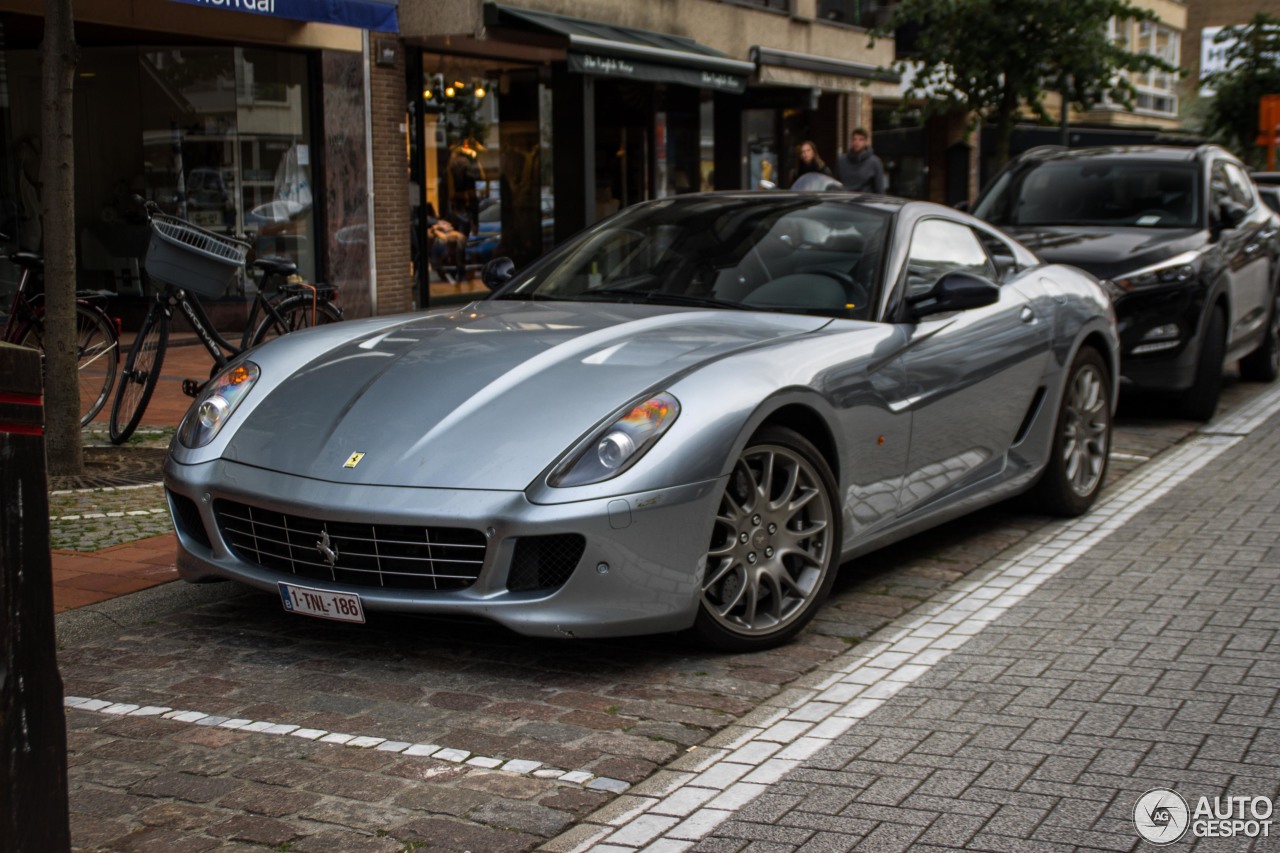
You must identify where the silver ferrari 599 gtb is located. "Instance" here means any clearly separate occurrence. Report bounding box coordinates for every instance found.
[165,193,1118,651]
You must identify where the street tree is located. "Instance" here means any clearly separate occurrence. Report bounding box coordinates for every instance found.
[41,0,82,477]
[1201,13,1280,166]
[880,0,1181,168]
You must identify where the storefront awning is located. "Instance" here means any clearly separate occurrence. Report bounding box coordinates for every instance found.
[484,3,753,94]
[750,46,900,84]
[166,0,399,34]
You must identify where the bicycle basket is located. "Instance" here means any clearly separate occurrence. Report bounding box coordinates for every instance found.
[144,214,250,296]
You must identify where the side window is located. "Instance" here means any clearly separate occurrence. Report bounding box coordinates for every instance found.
[904,219,998,298]
[1223,163,1257,209]
[1210,163,1233,211]
[975,229,1019,283]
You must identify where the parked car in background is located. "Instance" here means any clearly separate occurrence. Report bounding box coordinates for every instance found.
[165,193,1117,651]
[974,146,1280,419]
[1253,172,1280,214]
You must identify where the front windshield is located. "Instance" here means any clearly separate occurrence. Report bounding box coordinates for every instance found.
[496,197,891,321]
[975,160,1201,229]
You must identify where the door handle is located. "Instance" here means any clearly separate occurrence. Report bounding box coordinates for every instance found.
[1260,229,1277,240]
[1020,306,1035,323]
[1244,243,1260,255]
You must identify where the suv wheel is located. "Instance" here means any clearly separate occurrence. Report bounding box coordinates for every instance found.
[1177,307,1226,421]
[1239,288,1280,383]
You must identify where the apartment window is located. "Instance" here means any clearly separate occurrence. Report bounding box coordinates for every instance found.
[817,0,880,28]
[726,0,790,12]
[1103,17,1180,118]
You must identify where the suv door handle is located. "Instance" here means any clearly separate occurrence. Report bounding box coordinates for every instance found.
[1261,229,1278,240]
[1020,306,1035,323]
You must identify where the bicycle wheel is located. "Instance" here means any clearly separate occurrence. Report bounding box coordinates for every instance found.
[249,295,343,347]
[109,304,168,444]
[15,304,119,426]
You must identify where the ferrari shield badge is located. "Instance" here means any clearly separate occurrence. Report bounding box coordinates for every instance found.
[343,452,365,469]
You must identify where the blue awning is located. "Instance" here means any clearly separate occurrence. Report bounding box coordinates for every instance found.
[167,0,399,33]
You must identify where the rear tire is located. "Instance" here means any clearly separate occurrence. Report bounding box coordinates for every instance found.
[1239,289,1280,383]
[110,305,168,444]
[1033,347,1111,517]
[249,296,343,347]
[694,426,842,652]
[17,304,119,426]
[1177,308,1225,421]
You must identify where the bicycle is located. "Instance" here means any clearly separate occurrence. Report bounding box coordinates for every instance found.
[1,236,120,425]
[109,202,342,445]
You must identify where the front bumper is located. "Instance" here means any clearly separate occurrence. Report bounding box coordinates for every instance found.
[164,457,724,639]
[1113,282,1207,391]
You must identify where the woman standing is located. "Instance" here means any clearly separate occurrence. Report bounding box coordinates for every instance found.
[788,141,832,187]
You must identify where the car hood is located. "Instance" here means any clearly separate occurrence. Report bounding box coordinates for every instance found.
[1002,226,1205,280]
[222,300,828,490]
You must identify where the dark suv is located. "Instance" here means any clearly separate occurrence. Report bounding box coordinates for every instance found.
[974,145,1280,419]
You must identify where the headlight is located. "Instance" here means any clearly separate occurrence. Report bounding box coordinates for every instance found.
[178,361,260,448]
[550,392,680,487]
[1112,251,1201,292]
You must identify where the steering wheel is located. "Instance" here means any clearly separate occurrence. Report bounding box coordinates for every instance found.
[806,269,870,314]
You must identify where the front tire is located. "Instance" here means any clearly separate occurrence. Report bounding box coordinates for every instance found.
[694,426,841,652]
[110,306,168,444]
[1177,308,1225,421]
[1034,347,1111,517]
[1239,288,1280,383]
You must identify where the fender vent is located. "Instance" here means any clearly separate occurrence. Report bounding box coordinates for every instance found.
[507,535,586,593]
[1014,386,1047,445]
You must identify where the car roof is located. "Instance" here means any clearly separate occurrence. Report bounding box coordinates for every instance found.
[675,190,908,212]
[1012,144,1231,166]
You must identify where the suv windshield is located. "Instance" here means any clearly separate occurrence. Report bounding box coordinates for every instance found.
[975,160,1200,229]
[495,197,891,321]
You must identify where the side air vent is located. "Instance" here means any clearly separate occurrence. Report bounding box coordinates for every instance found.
[507,535,586,593]
[168,490,211,549]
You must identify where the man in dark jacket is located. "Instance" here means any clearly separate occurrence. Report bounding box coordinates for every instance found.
[837,128,888,194]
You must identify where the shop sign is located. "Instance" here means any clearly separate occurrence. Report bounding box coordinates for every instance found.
[166,0,399,33]
[568,52,746,94]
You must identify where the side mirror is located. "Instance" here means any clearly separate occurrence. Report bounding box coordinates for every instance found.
[481,257,516,291]
[908,271,1000,319]
[1216,199,1248,229]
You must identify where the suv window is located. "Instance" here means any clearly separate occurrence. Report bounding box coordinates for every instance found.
[905,219,997,298]
[1222,162,1257,209]
[975,159,1200,228]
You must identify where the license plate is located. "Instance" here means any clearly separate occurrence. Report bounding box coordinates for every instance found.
[278,582,365,624]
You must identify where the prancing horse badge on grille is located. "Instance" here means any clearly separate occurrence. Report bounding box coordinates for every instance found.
[316,530,340,567]
[343,452,365,469]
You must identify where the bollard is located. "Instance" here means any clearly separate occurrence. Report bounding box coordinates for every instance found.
[0,342,70,853]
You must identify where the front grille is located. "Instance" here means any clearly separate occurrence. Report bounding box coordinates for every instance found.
[507,534,586,593]
[215,500,487,591]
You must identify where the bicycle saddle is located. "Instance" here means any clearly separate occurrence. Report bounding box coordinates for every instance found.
[10,252,43,271]
[252,256,298,277]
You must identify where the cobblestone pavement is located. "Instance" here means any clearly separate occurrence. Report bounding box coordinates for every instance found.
[54,376,1279,852]
[555,393,1280,850]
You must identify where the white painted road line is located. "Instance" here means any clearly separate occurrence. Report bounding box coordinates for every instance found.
[556,427,1252,851]
[62,696,632,794]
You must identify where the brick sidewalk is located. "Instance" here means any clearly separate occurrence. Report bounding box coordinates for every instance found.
[667,399,1280,850]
